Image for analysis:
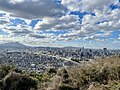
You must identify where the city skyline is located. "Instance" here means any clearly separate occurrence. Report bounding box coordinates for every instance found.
[0,0,120,49]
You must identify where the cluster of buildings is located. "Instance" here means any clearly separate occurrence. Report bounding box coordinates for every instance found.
[0,47,119,73]
[37,47,119,60]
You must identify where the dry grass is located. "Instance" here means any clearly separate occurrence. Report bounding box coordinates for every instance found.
[67,55,120,90]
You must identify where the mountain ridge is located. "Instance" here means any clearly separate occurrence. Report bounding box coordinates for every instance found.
[0,42,27,48]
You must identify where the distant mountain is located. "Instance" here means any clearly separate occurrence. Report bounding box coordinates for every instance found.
[63,46,82,49]
[0,42,28,48]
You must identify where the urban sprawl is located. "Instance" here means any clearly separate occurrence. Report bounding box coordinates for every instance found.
[0,47,119,73]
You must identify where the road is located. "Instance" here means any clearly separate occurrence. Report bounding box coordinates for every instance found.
[35,52,80,66]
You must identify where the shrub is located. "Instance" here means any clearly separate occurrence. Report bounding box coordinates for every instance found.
[48,68,57,74]
[2,72,38,90]
[62,69,69,80]
[59,84,78,90]
[0,65,14,79]
[62,79,72,84]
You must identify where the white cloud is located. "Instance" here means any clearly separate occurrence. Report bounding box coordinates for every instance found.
[81,0,114,12]
[83,31,112,40]
[0,0,119,48]
[61,0,115,12]
[61,0,82,11]
[35,15,80,30]
[0,0,67,19]
[0,14,11,25]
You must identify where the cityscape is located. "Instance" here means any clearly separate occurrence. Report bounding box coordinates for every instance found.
[0,42,119,73]
[0,0,120,90]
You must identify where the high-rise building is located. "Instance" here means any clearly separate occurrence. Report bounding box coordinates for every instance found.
[103,48,107,51]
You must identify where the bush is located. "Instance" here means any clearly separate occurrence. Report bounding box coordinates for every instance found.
[59,84,78,90]
[62,79,72,84]
[2,72,38,90]
[48,68,57,74]
[0,65,14,79]
[68,56,120,89]
[62,69,69,80]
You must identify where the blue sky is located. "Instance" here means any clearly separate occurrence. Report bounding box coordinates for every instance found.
[0,0,120,49]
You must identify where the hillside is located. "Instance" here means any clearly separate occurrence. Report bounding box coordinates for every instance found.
[0,42,28,48]
[67,55,120,90]
[0,55,120,90]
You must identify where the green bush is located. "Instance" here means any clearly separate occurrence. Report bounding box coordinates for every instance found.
[62,69,69,80]
[48,68,57,74]
[59,84,78,90]
[0,65,14,79]
[62,79,72,84]
[3,73,38,90]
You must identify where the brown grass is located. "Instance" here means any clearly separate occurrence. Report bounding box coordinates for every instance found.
[68,55,120,90]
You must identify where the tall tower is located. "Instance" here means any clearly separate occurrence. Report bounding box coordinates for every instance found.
[103,48,107,52]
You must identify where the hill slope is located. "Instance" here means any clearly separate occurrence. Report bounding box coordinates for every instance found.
[0,42,27,48]
[0,55,120,90]
[67,55,120,90]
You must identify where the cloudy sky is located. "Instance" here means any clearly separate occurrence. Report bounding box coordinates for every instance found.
[0,0,120,49]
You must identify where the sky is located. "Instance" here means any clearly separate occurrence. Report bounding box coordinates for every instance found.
[0,0,120,49]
